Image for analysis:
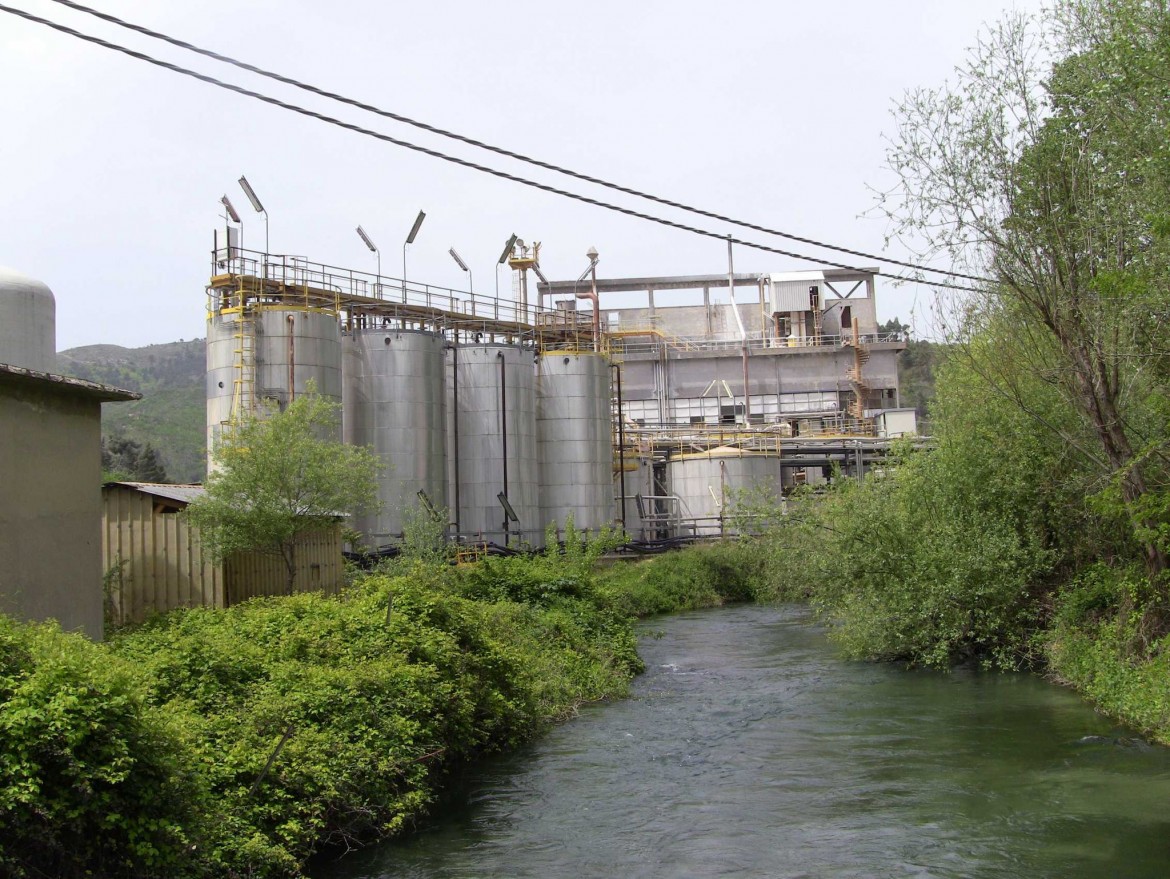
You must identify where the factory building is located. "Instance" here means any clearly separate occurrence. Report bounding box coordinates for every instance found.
[206,240,910,548]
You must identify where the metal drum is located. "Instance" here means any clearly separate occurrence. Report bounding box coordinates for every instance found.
[666,447,783,537]
[343,328,447,548]
[447,343,540,546]
[537,352,614,535]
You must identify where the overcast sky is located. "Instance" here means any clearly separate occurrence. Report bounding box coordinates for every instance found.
[0,0,1044,352]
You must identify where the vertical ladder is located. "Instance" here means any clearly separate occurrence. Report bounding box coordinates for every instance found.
[229,284,257,425]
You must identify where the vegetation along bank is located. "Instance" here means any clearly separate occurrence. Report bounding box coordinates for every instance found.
[0,538,765,878]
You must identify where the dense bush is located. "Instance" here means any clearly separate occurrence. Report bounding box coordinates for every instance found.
[0,617,202,879]
[1047,564,1170,744]
[0,539,755,878]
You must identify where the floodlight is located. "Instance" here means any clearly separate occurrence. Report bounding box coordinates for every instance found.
[356,225,378,252]
[498,233,518,264]
[405,210,426,244]
[238,175,265,214]
[448,247,469,272]
[497,492,519,523]
[586,246,599,263]
[532,265,549,285]
[220,195,241,224]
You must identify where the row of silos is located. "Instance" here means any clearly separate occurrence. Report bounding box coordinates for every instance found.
[339,331,615,549]
[206,308,789,546]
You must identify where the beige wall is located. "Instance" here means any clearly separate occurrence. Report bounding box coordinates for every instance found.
[0,383,104,638]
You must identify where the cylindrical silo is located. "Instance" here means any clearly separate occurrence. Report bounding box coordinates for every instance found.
[448,343,540,547]
[0,266,56,373]
[206,303,341,472]
[666,447,784,537]
[537,352,614,536]
[344,328,447,548]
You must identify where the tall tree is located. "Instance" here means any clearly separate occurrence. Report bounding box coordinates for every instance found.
[876,0,1170,583]
[186,388,380,593]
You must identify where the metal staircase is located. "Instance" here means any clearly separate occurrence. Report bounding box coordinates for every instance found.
[842,317,871,421]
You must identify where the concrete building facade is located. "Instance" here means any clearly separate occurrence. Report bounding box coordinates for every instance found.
[0,365,139,638]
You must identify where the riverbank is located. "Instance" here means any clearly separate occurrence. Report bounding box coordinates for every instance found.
[0,540,763,879]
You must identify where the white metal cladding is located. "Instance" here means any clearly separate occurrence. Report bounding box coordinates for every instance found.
[667,450,784,537]
[206,308,343,472]
[537,353,615,534]
[344,329,447,547]
[447,344,540,545]
[769,271,824,314]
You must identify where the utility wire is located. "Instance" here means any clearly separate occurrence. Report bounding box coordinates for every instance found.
[0,3,984,292]
[44,0,991,286]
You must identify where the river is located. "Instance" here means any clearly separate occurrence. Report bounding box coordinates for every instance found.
[314,604,1170,878]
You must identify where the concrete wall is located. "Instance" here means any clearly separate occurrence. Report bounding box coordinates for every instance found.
[616,344,903,423]
[0,381,104,638]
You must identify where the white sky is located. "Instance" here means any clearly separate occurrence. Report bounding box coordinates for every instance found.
[0,0,1044,351]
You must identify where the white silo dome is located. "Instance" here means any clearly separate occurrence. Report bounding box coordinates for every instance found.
[0,266,57,372]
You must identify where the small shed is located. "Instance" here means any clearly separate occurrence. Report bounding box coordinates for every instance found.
[101,482,345,625]
[874,408,918,438]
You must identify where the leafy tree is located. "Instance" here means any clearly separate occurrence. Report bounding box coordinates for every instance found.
[186,387,380,593]
[101,436,169,483]
[876,0,1170,588]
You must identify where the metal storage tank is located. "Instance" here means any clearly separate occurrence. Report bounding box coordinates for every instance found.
[344,328,447,548]
[448,343,540,546]
[0,266,56,372]
[538,352,614,534]
[666,446,783,537]
[206,306,342,471]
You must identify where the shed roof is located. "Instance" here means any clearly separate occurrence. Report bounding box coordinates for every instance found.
[0,362,140,402]
[103,482,205,506]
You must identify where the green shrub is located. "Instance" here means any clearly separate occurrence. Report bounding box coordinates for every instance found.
[0,616,204,879]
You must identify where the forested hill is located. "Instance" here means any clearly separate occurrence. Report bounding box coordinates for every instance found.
[57,339,206,483]
[55,334,943,484]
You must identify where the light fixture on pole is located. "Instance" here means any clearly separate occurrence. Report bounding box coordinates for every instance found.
[220,195,241,224]
[356,225,380,280]
[449,247,472,295]
[495,233,518,299]
[219,195,242,266]
[238,175,269,255]
[402,210,426,297]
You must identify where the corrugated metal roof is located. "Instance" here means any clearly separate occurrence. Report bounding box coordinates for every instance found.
[103,482,205,505]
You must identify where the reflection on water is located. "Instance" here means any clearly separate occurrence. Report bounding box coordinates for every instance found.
[314,605,1170,879]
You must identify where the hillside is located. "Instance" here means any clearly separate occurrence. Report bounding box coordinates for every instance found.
[58,340,206,483]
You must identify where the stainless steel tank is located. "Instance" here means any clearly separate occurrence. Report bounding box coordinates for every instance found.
[206,306,341,472]
[0,266,56,372]
[344,328,447,548]
[447,343,540,546]
[666,447,783,537]
[537,352,614,535]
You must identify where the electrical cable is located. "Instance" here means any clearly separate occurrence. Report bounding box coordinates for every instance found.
[43,0,992,285]
[0,3,984,292]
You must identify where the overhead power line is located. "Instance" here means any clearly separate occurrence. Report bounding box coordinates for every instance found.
[44,0,991,286]
[0,2,985,293]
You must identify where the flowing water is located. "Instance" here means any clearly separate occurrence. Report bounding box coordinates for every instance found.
[315,604,1170,878]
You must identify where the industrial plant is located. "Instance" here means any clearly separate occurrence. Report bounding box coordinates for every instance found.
[207,220,913,551]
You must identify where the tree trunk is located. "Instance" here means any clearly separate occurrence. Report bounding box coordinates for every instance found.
[281,542,297,596]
